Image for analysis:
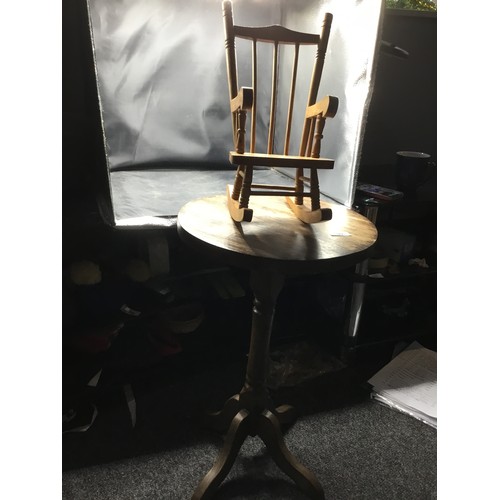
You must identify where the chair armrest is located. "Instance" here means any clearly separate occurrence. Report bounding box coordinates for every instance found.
[305,95,339,119]
[231,87,254,112]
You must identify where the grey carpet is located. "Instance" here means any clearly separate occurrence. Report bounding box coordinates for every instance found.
[62,353,436,500]
[63,402,436,500]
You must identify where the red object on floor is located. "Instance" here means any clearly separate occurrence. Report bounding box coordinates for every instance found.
[147,331,182,356]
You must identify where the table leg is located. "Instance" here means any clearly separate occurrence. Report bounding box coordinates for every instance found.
[257,410,325,500]
[203,394,297,432]
[202,394,242,433]
[192,271,324,499]
[192,410,251,500]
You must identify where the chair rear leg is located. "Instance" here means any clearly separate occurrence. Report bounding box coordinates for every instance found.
[287,167,332,223]
[294,167,304,206]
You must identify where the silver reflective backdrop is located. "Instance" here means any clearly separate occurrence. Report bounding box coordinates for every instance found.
[87,0,383,222]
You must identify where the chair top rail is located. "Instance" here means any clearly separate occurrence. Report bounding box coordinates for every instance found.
[233,25,320,45]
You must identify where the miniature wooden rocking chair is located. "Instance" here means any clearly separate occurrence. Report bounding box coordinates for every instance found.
[223,0,339,223]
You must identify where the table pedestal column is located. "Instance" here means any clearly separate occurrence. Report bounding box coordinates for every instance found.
[192,271,325,500]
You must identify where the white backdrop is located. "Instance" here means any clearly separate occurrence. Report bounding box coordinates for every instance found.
[87,0,383,215]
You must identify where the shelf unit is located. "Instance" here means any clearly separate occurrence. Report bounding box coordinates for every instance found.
[340,186,437,359]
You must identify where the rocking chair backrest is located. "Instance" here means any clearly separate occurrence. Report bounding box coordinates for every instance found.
[222,0,333,159]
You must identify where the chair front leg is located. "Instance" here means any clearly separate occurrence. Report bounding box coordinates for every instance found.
[232,166,244,201]
[310,168,320,211]
[239,165,253,209]
[294,167,304,206]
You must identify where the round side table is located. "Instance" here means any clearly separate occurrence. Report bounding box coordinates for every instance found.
[177,195,377,499]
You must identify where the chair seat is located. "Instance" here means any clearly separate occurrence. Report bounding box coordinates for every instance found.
[229,151,334,170]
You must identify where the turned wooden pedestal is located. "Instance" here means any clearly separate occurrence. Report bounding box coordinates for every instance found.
[177,195,377,499]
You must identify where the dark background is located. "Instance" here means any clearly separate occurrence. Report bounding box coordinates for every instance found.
[61,0,437,437]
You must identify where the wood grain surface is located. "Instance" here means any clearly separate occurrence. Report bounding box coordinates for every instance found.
[177,194,377,273]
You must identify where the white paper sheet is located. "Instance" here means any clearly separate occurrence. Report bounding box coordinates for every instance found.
[368,341,437,427]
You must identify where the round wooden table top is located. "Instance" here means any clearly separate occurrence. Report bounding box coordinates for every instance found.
[177,195,377,274]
